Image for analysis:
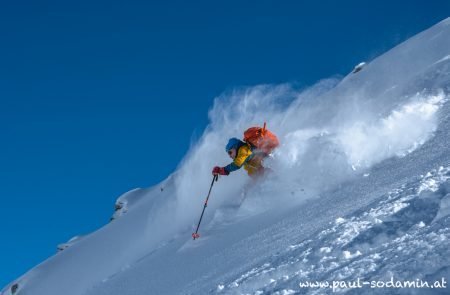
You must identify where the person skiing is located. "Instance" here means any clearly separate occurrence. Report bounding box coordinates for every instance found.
[212,138,266,178]
[212,123,279,178]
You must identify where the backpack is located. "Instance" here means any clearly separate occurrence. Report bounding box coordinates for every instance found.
[243,122,279,155]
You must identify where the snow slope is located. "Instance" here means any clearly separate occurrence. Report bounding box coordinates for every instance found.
[3,18,450,295]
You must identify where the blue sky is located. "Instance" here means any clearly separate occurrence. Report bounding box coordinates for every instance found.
[0,0,449,288]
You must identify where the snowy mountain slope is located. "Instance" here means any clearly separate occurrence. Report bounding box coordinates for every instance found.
[91,105,450,295]
[3,18,450,295]
[210,158,450,294]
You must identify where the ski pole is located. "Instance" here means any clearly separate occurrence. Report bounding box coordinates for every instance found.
[192,174,219,240]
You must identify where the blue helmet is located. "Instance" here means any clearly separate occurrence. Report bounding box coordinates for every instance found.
[225,138,242,152]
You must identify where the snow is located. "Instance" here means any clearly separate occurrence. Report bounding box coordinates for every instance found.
[434,55,450,65]
[352,62,366,73]
[3,17,450,295]
[57,235,85,252]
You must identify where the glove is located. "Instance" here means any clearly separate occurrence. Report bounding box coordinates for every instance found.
[212,166,229,176]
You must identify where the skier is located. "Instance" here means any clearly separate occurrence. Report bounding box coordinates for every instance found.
[212,123,279,178]
[194,124,278,239]
[212,138,266,178]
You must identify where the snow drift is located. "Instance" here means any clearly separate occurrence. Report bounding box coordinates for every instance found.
[3,18,450,295]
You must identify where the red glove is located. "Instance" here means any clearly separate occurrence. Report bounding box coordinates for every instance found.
[212,166,229,176]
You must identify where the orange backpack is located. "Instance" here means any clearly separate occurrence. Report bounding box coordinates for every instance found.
[243,122,279,155]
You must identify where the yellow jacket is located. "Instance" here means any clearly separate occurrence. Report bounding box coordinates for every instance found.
[225,143,264,176]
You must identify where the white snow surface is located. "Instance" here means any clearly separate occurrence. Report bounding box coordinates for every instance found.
[3,18,450,295]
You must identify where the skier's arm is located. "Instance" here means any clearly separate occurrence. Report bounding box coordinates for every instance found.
[224,162,240,173]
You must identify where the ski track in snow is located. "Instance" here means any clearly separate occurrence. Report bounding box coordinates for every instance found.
[218,167,450,295]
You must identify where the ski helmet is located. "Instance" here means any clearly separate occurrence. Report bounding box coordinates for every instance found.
[225,138,242,152]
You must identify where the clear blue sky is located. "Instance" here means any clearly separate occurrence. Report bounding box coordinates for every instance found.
[0,0,448,288]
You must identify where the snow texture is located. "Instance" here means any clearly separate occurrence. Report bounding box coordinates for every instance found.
[2,17,450,295]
